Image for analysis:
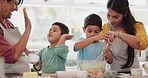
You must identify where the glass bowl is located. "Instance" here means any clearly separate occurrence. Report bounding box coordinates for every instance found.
[142,63,148,74]
[79,60,106,73]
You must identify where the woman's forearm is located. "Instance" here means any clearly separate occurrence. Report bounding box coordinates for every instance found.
[13,29,31,61]
[119,32,141,49]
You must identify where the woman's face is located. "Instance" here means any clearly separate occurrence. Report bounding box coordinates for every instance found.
[107,8,123,28]
[83,25,101,38]
[2,0,18,19]
[47,25,62,44]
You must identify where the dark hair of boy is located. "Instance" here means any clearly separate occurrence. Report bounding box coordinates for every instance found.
[52,22,69,35]
[84,14,102,30]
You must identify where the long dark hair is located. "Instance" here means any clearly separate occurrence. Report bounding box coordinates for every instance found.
[7,0,23,6]
[107,0,137,68]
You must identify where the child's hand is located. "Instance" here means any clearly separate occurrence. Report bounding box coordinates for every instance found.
[102,44,110,56]
[93,34,106,43]
[62,34,74,40]
[34,60,41,71]
[95,34,106,41]
[35,60,41,66]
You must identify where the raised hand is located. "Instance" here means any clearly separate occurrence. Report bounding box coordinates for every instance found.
[23,7,31,31]
[62,34,74,40]
[56,34,74,46]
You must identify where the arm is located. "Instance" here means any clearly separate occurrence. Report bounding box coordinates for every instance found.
[34,50,42,71]
[108,26,147,50]
[74,34,106,50]
[55,34,73,58]
[107,23,148,50]
[107,31,141,49]
[56,34,73,46]
[119,32,141,49]
[13,8,32,61]
[25,49,35,56]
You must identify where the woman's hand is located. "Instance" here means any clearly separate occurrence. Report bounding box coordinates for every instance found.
[106,31,121,38]
[23,7,31,31]
[104,31,118,44]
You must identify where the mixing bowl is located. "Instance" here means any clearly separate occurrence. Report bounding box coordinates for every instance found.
[79,60,106,73]
[142,63,148,74]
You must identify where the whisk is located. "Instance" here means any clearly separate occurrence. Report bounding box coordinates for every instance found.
[94,43,109,63]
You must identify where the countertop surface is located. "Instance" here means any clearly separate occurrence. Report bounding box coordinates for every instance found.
[5,73,148,78]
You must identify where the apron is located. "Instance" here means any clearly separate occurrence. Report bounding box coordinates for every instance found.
[109,32,140,72]
[0,24,30,73]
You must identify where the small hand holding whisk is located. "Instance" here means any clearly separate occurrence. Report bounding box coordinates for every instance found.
[95,43,110,63]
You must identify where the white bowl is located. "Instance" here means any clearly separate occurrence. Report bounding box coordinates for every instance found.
[142,63,148,74]
[79,60,106,73]
[131,68,142,76]
[28,53,39,64]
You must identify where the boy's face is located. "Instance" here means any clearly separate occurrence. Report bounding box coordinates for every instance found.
[83,25,101,38]
[47,25,62,43]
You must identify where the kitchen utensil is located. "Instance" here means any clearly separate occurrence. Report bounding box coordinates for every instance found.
[94,43,109,63]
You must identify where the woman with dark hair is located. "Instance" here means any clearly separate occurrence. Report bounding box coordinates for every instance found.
[101,0,148,73]
[0,0,33,73]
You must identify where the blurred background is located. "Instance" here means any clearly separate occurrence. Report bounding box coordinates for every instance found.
[10,0,148,69]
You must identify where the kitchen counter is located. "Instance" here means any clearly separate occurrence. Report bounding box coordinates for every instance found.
[117,75,148,78]
[5,73,22,78]
[4,73,148,78]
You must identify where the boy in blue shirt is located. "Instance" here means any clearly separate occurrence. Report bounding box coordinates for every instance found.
[74,14,113,68]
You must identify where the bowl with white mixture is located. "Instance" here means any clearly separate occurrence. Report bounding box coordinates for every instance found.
[79,60,106,73]
[142,63,148,74]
